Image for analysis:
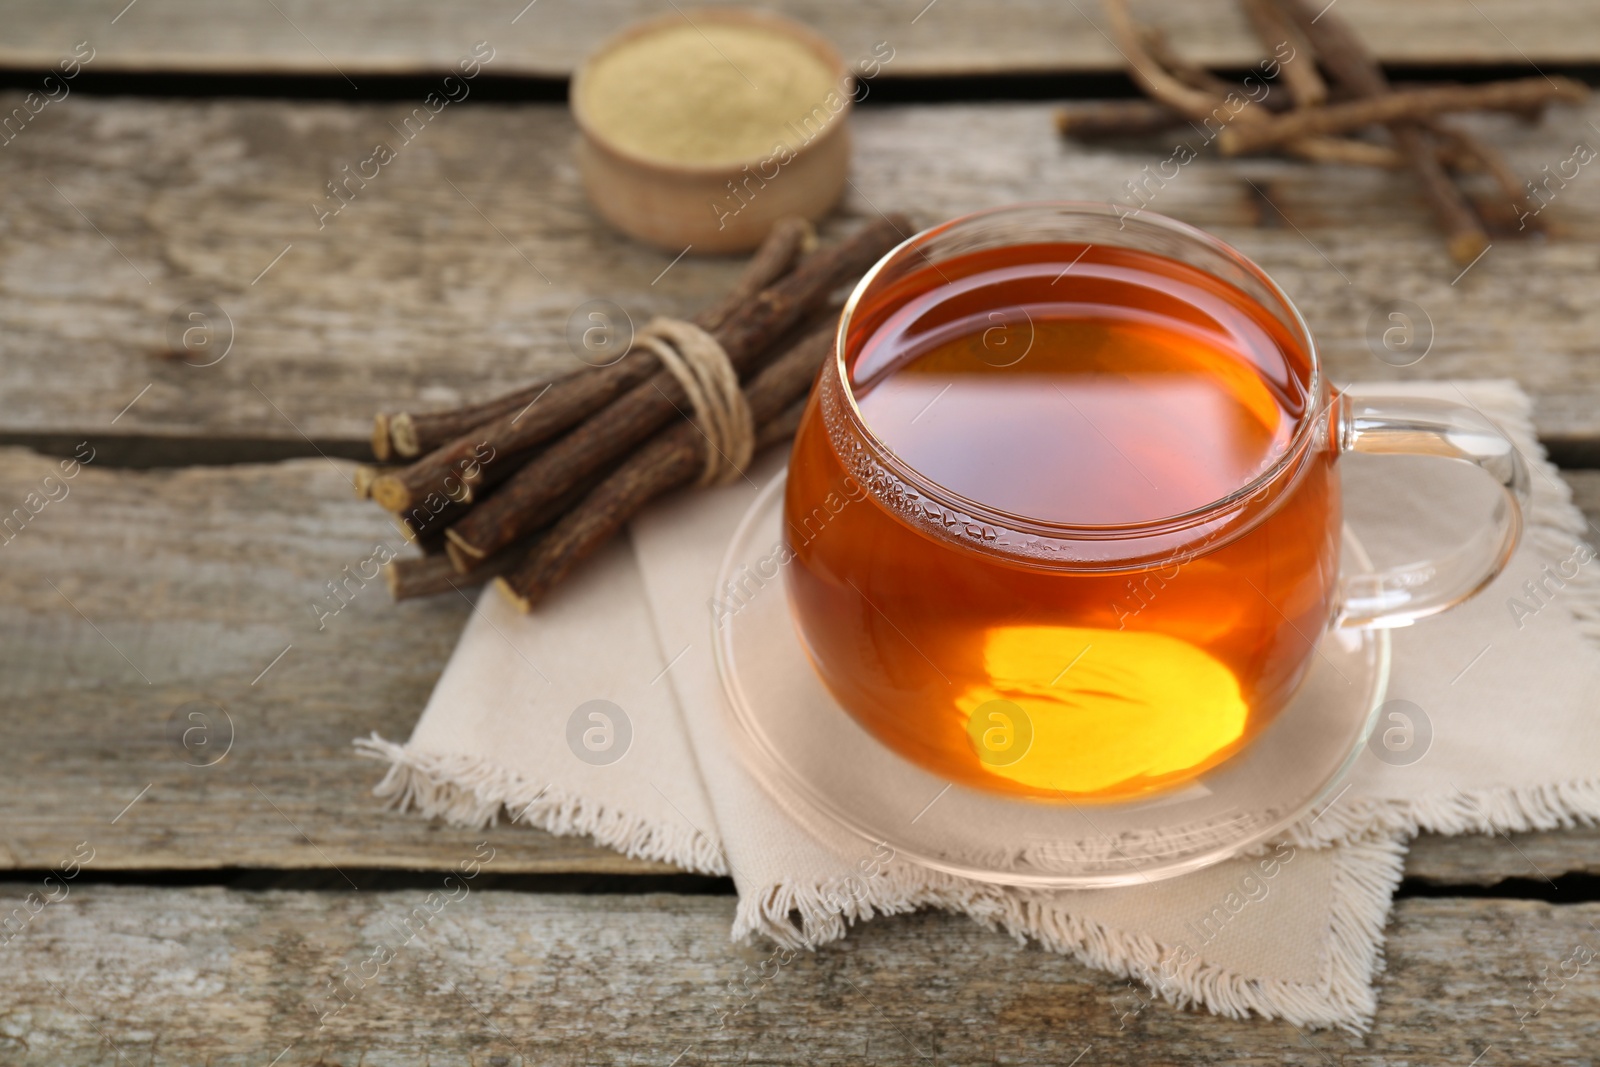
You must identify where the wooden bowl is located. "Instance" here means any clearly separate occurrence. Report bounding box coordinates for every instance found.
[570,9,852,254]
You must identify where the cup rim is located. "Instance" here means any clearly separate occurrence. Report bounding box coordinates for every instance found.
[831,200,1325,539]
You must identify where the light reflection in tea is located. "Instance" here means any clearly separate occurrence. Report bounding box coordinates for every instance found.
[960,625,1249,795]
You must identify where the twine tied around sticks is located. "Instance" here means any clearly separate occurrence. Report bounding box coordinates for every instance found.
[634,317,755,485]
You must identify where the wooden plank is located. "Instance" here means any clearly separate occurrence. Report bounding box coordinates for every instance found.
[1408,829,1600,885]
[4,0,1597,80]
[3,96,1600,460]
[0,447,673,875]
[2,450,1598,882]
[2,887,1596,1064]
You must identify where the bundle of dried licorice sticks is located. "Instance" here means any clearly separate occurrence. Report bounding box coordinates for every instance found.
[357,214,907,610]
[1058,0,1588,263]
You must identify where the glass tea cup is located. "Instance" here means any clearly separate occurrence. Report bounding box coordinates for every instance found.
[782,202,1528,801]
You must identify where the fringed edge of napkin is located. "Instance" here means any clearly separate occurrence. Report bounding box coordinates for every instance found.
[732,834,1407,1033]
[1296,379,1600,849]
[353,734,730,875]
[1290,778,1600,849]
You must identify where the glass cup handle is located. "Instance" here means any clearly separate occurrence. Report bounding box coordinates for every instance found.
[1334,393,1531,629]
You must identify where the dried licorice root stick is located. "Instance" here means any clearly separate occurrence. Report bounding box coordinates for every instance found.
[1100,0,1218,120]
[368,216,818,513]
[374,375,578,462]
[441,470,600,574]
[696,216,816,333]
[1099,0,1383,167]
[758,394,809,447]
[1215,76,1588,157]
[353,464,382,499]
[494,324,834,611]
[370,336,652,510]
[1283,138,1402,168]
[1053,101,1402,167]
[392,493,470,555]
[388,399,809,603]
[445,216,907,567]
[1238,0,1325,107]
[371,415,394,462]
[392,471,608,594]
[388,550,520,601]
[1054,100,1188,139]
[1236,0,1401,167]
[1271,0,1498,264]
[1427,121,1544,228]
[383,378,571,461]
[1139,25,1241,101]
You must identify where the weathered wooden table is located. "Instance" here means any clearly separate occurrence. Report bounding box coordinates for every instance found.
[3,2,1599,1062]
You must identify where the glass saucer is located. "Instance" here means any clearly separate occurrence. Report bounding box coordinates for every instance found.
[713,471,1391,889]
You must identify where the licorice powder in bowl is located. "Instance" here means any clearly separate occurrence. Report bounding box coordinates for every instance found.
[571,9,852,252]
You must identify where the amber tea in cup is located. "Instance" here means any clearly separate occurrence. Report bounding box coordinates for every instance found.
[783,203,1526,800]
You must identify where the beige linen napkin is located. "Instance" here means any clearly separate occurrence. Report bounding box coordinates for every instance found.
[359,380,1600,1031]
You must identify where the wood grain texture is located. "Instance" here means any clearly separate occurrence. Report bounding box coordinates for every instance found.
[0,451,1597,882]
[4,0,1598,79]
[2,95,1600,457]
[2,887,1597,1064]
[0,447,674,875]
[1407,828,1600,884]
